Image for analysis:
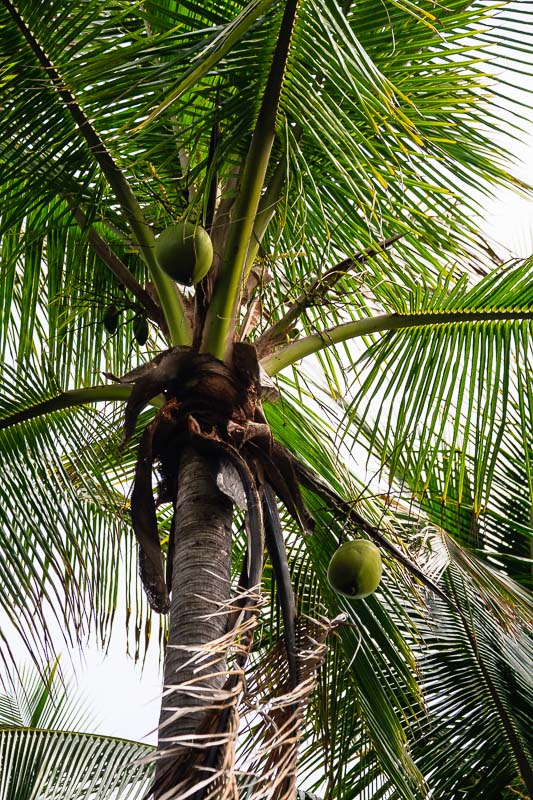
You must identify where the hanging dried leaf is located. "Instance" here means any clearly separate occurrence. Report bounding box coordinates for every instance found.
[131,421,170,614]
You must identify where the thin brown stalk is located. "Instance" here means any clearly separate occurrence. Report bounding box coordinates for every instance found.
[70,204,168,335]
[238,612,345,800]
[256,232,405,356]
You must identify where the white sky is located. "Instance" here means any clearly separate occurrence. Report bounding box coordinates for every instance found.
[75,611,162,745]
[481,130,533,258]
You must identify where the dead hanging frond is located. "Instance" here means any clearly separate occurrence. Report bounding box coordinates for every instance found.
[146,604,342,800]
[147,585,263,800]
[237,611,346,800]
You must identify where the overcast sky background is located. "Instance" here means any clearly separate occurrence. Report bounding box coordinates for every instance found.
[3,7,532,749]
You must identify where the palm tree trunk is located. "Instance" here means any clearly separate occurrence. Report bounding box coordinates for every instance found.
[155,445,233,790]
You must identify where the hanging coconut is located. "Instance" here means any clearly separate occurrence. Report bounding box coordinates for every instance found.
[103,304,119,334]
[133,315,149,345]
[154,221,213,286]
[327,539,382,599]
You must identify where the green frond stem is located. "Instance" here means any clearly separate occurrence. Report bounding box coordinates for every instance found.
[243,156,287,276]
[1,0,190,346]
[0,385,164,432]
[244,0,356,280]
[256,233,405,355]
[201,0,301,361]
[70,204,169,336]
[262,310,533,375]
[132,0,279,133]
[244,128,301,276]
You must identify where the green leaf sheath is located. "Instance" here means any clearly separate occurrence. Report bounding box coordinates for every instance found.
[201,0,301,359]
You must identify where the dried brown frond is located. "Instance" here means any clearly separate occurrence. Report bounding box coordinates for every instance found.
[147,587,263,800]
[237,611,345,800]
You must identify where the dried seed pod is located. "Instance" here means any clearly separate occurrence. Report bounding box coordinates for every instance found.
[133,315,149,346]
[327,540,382,599]
[103,304,119,334]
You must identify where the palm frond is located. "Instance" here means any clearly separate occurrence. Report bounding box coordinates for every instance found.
[311,258,533,524]
[245,0,531,338]
[344,296,533,594]
[0,193,167,384]
[410,531,533,798]
[0,659,92,731]
[135,0,279,130]
[1,0,187,345]
[262,389,429,799]
[262,373,532,798]
[0,658,153,799]
[0,362,161,665]
[0,728,152,800]
[2,0,530,373]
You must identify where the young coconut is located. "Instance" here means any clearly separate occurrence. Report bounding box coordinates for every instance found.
[327,540,382,599]
[154,221,213,286]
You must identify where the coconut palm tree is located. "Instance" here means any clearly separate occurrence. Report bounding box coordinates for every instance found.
[0,0,531,798]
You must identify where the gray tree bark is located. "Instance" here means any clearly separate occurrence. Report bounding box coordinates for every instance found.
[155,445,233,789]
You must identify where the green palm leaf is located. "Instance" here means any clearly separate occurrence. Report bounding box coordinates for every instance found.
[0,661,153,799]
[0,194,164,383]
[410,539,533,798]
[264,375,532,797]
[0,362,160,663]
[272,258,533,525]
[264,387,426,798]
[0,731,151,800]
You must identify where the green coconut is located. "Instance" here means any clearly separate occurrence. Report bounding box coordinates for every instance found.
[154,222,213,286]
[327,540,382,599]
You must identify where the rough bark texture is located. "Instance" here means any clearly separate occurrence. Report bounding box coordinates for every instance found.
[156,445,233,784]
